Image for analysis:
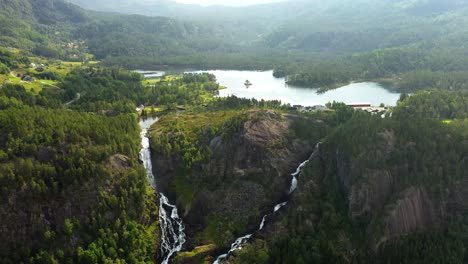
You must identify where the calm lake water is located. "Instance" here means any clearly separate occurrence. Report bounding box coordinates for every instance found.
[189,70,401,106]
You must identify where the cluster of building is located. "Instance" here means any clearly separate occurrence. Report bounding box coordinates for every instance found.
[20,75,34,82]
[347,104,389,115]
[65,42,79,50]
[289,103,390,115]
[289,105,329,113]
[14,72,35,82]
[29,63,47,71]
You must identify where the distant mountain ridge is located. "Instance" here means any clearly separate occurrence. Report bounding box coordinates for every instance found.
[63,0,468,54]
[3,0,468,69]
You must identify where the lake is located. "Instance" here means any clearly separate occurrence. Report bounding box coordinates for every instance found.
[189,70,401,106]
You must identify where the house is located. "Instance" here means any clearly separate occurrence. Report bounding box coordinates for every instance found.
[21,75,34,82]
[136,105,145,112]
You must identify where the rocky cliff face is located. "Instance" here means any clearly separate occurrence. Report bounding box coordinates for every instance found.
[300,125,467,252]
[150,110,321,252]
[384,187,441,237]
[328,132,444,247]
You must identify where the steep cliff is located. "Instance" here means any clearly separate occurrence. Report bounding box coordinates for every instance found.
[326,117,463,246]
[255,114,468,264]
[149,109,328,259]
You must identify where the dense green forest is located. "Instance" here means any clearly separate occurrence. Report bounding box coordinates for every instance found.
[227,91,468,263]
[0,17,165,261]
[0,100,158,263]
[1,0,468,263]
[394,90,468,119]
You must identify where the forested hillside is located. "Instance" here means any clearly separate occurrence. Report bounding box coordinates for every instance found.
[1,0,468,263]
[227,91,468,264]
[0,0,84,56]
[0,0,250,67]
[0,5,164,259]
[0,101,158,263]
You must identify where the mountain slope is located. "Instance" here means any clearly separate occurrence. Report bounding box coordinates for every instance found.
[225,94,468,264]
[0,0,89,56]
[0,0,244,65]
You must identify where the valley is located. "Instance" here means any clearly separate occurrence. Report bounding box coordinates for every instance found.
[0,0,467,263]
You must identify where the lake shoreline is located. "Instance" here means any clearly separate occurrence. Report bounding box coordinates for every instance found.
[135,69,402,106]
[186,70,401,106]
[288,77,399,94]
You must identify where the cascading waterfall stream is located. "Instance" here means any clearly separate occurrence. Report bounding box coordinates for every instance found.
[213,143,321,264]
[139,117,186,264]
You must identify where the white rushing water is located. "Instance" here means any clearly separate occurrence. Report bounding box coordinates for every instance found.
[213,145,320,264]
[139,117,186,264]
[289,160,310,194]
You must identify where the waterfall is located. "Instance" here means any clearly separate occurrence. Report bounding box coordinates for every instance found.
[139,117,186,264]
[213,143,320,263]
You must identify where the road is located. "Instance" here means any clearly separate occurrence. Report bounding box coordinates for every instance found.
[65,93,81,106]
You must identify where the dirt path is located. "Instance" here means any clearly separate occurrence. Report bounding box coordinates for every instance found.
[65,93,81,106]
[40,82,61,89]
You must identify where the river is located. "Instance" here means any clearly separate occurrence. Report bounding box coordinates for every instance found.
[213,144,320,264]
[188,70,400,106]
[139,117,186,264]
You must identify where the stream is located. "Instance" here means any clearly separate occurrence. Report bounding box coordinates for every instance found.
[213,143,320,263]
[139,117,186,264]
[140,114,320,263]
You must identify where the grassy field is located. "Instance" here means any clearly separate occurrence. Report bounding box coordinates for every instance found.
[0,55,101,93]
[142,78,161,85]
[443,119,454,124]
[162,75,181,82]
[141,75,180,86]
[5,76,51,93]
[39,79,59,85]
[144,106,165,112]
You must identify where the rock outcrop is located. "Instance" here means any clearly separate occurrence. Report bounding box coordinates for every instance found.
[306,126,466,251]
[384,187,440,237]
[149,110,320,254]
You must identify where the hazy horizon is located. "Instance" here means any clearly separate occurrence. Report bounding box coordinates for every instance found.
[173,0,287,6]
